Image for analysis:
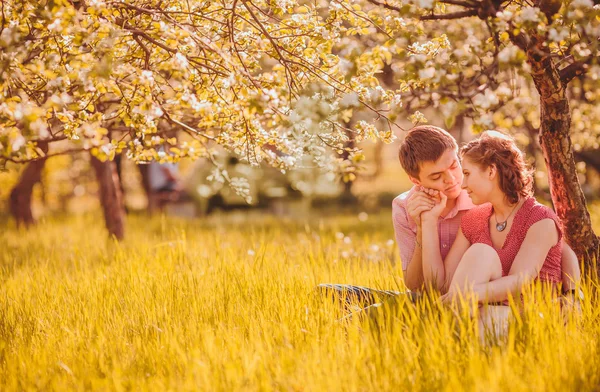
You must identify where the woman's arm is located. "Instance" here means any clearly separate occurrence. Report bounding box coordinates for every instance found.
[471,219,559,303]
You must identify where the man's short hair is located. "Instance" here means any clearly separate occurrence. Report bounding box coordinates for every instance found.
[398,125,458,179]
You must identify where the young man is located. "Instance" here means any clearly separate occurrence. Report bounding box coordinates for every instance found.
[393,125,581,294]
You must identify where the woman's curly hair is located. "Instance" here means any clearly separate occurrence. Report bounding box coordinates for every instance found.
[460,131,534,204]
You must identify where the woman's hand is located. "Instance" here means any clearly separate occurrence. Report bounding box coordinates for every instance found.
[406,188,436,227]
[421,189,447,223]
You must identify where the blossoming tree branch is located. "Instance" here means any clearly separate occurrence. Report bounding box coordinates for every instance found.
[0,0,402,237]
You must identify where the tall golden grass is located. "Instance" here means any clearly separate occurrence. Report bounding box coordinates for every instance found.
[1,208,599,391]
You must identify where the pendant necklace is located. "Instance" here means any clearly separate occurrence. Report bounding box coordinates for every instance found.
[494,200,520,232]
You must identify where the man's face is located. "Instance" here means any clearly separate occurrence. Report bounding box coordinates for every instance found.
[409,149,463,200]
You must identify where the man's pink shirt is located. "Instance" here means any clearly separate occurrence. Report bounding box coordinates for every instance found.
[392,187,475,270]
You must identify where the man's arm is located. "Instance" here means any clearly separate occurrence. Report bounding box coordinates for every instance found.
[393,191,434,291]
[561,242,580,292]
[403,227,424,291]
[420,191,449,291]
[421,217,443,291]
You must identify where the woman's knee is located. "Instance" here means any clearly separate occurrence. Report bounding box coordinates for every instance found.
[464,243,498,260]
[460,243,502,279]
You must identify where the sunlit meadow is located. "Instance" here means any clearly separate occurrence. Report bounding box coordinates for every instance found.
[1,205,600,391]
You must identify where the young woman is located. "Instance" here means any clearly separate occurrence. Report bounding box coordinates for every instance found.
[434,130,563,331]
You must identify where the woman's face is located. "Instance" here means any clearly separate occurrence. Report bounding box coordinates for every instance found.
[461,157,495,205]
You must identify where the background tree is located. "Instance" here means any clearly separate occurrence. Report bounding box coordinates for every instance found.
[0,0,401,238]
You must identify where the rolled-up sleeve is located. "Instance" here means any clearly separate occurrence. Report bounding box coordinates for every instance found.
[392,194,417,271]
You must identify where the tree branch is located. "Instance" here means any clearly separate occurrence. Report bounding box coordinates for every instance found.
[560,58,592,85]
[132,34,151,70]
[367,0,478,19]
[439,0,478,7]
[126,29,176,53]
[365,0,403,13]
[1,148,86,164]
[421,9,478,20]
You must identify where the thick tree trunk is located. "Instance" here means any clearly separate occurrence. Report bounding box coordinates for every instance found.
[527,48,600,271]
[91,156,126,240]
[137,163,151,199]
[9,142,49,227]
[136,163,157,214]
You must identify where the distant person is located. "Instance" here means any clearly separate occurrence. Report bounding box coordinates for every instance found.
[147,148,184,213]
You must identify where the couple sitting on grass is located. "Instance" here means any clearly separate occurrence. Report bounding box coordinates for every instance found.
[321,125,582,329]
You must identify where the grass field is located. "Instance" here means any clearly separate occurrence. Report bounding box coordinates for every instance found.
[1,206,600,391]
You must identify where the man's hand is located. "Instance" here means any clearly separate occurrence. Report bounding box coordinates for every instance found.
[559,289,583,320]
[421,189,447,222]
[440,290,478,317]
[406,188,436,227]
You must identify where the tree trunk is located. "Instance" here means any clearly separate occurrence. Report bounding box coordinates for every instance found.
[523,122,553,202]
[91,156,126,240]
[137,163,155,214]
[341,119,358,204]
[137,163,151,198]
[527,47,600,271]
[524,124,540,196]
[9,142,49,227]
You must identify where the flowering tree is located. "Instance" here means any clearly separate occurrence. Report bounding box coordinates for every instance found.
[1,0,599,269]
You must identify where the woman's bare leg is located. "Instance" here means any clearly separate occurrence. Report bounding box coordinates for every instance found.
[479,305,512,343]
[448,243,503,296]
[446,243,509,342]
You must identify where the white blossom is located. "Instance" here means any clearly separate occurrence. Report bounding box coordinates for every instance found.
[276,0,294,10]
[496,85,512,98]
[572,0,593,8]
[416,0,434,9]
[48,19,62,32]
[418,67,436,80]
[518,7,540,23]
[29,118,50,138]
[548,28,569,42]
[173,52,189,69]
[140,70,155,85]
[280,155,296,167]
[340,92,360,108]
[473,90,499,110]
[496,10,514,21]
[498,45,519,63]
[100,143,115,155]
[11,135,25,151]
